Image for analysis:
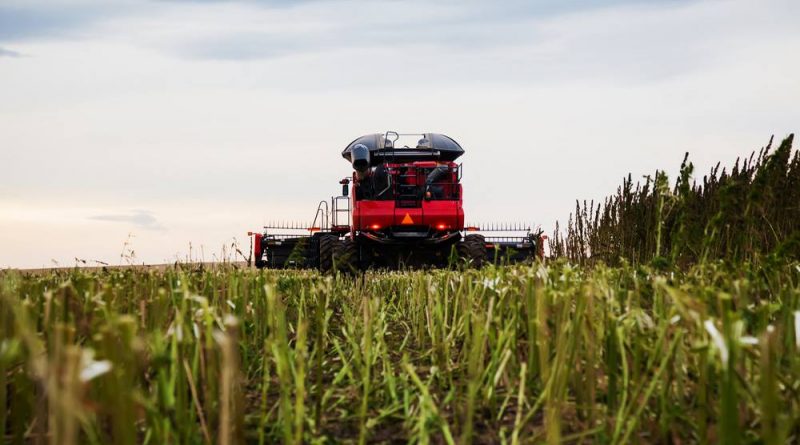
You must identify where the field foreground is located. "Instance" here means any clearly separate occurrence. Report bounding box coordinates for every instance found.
[1,261,799,444]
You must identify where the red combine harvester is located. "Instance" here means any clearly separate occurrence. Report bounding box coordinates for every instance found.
[250,131,543,272]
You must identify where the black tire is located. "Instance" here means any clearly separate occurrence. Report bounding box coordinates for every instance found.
[458,234,487,268]
[335,238,359,273]
[319,234,338,274]
[308,234,322,269]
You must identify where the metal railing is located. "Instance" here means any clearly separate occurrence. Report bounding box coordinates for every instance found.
[310,200,329,230]
[331,195,350,228]
[391,165,462,205]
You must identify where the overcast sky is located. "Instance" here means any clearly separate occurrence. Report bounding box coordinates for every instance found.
[1,0,798,268]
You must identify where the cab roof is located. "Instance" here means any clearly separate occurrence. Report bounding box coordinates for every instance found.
[342,132,464,166]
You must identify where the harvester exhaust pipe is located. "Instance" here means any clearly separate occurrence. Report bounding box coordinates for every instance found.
[351,144,370,179]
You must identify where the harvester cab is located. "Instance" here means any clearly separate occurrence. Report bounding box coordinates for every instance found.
[251,131,543,271]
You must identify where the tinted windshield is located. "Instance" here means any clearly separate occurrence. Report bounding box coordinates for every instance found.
[388,133,428,149]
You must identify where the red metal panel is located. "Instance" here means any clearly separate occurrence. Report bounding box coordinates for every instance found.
[420,200,464,229]
[395,207,423,226]
[253,233,263,258]
[353,200,395,231]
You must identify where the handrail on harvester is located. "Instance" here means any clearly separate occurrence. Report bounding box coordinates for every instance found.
[311,200,329,231]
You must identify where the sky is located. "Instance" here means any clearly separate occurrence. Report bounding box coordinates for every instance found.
[1,0,798,268]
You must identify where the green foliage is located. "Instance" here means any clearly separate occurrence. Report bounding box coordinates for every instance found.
[551,134,799,266]
[1,260,799,443]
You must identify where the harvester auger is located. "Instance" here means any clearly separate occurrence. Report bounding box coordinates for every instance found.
[249,131,544,272]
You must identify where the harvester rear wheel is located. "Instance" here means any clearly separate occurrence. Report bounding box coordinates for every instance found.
[319,234,339,274]
[459,234,487,268]
[335,238,359,273]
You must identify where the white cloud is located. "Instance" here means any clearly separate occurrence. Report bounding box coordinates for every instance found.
[90,210,164,230]
[0,47,22,57]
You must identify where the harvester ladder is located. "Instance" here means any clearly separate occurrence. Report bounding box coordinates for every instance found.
[396,168,421,207]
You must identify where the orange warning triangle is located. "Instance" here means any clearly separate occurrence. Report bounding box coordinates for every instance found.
[401,213,415,225]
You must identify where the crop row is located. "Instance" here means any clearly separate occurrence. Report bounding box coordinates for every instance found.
[1,260,798,444]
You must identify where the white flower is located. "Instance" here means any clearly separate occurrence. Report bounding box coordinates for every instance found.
[166,321,184,341]
[634,311,655,330]
[189,295,208,305]
[482,278,499,290]
[794,311,800,351]
[704,320,729,366]
[739,336,758,346]
[80,350,113,382]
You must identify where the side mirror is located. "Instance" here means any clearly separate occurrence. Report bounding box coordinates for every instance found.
[342,183,349,197]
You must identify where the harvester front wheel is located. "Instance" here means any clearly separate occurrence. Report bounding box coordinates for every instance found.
[459,234,487,268]
[319,234,339,274]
